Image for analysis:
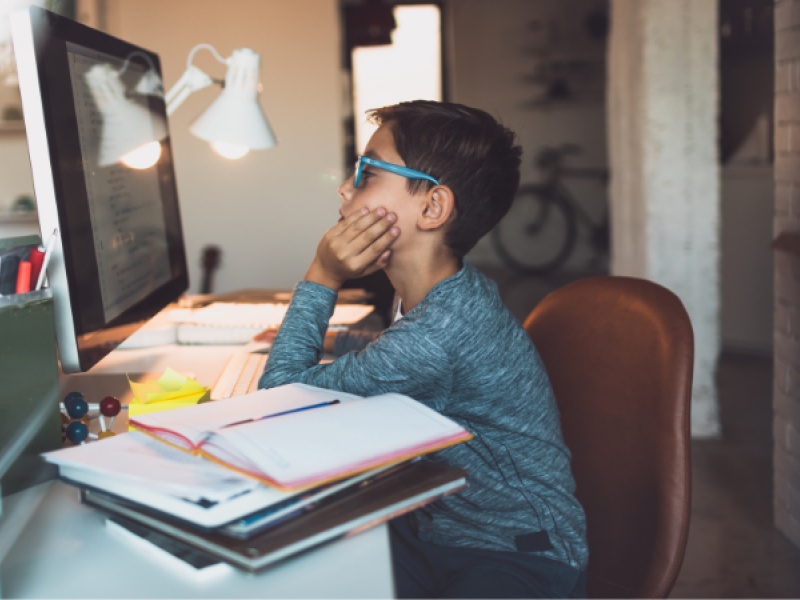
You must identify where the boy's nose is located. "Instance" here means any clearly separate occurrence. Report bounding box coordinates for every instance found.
[338,174,355,204]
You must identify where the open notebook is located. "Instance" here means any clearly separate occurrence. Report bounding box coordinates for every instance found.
[129,383,472,490]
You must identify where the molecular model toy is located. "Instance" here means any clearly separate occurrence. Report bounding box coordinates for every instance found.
[60,391,125,445]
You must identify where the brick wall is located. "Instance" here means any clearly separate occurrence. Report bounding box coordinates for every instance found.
[774,0,800,550]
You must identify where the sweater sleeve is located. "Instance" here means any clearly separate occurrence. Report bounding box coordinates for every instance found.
[333,330,381,356]
[258,281,452,403]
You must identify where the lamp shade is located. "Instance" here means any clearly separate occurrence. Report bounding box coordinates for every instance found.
[189,48,276,150]
[135,69,165,97]
[84,64,167,166]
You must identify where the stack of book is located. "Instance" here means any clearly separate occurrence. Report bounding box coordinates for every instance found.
[44,383,470,572]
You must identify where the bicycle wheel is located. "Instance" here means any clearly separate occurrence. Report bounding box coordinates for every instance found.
[491,185,577,275]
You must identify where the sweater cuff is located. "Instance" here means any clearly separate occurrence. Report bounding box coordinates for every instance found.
[293,280,339,304]
[287,280,338,337]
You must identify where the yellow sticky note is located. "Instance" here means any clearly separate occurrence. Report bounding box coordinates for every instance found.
[127,368,210,430]
[128,395,208,419]
[128,368,203,403]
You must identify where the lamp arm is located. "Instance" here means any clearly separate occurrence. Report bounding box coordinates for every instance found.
[185,43,228,70]
[118,51,156,76]
[165,44,228,116]
[165,65,214,116]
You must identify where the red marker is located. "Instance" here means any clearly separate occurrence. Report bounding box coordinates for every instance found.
[16,260,31,294]
[29,246,45,290]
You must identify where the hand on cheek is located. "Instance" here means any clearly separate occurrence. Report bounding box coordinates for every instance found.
[304,207,400,291]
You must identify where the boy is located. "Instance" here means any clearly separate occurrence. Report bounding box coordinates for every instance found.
[258,101,588,598]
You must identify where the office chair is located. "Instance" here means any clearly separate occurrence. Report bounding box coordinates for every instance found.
[523,276,693,599]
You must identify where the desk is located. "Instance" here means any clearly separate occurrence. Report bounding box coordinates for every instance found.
[0,343,395,598]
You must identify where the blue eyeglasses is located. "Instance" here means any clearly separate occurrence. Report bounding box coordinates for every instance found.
[354,155,440,188]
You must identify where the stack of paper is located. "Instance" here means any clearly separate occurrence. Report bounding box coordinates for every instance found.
[45,432,280,527]
[44,383,472,572]
[46,431,414,532]
[48,433,259,503]
[82,459,467,572]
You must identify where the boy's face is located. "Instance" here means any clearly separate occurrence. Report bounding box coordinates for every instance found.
[337,125,419,248]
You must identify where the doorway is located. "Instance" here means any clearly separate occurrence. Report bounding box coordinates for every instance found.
[340,1,446,324]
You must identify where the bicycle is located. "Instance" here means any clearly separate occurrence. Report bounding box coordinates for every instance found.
[491,145,610,276]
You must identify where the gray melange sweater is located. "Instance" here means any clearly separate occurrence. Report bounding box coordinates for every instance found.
[258,261,588,570]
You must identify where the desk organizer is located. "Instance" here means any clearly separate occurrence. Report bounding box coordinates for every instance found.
[0,234,61,497]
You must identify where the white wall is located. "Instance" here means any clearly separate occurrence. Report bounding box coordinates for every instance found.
[608,0,721,437]
[0,136,33,213]
[102,0,343,292]
[449,0,609,269]
[1,2,40,232]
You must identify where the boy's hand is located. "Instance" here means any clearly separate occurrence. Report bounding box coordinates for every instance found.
[304,207,399,291]
[254,327,338,353]
[253,328,278,343]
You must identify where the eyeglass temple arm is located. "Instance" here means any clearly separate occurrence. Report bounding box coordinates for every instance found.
[361,157,439,185]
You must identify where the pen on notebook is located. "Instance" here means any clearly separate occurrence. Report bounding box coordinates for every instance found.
[222,399,341,429]
[35,228,58,291]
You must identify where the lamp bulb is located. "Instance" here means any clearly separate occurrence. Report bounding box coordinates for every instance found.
[212,141,249,159]
[121,141,162,169]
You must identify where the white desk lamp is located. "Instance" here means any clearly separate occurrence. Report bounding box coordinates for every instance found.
[84,44,276,168]
[166,44,276,159]
[84,62,167,167]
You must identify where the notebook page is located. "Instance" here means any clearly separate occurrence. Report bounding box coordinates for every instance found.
[203,394,469,487]
[43,432,260,502]
[130,383,361,446]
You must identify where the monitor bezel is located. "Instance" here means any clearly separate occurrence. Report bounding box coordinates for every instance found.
[12,6,189,373]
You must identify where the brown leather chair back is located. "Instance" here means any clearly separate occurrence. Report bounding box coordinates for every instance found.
[523,276,693,598]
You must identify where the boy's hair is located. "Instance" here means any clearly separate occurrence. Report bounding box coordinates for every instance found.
[367,101,522,259]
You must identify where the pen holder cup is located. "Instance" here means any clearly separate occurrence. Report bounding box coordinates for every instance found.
[0,235,61,497]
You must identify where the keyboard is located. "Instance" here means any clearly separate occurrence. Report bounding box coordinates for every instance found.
[211,352,336,401]
[211,352,268,400]
[174,303,374,345]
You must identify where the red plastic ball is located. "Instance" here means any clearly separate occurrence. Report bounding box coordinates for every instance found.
[99,396,121,417]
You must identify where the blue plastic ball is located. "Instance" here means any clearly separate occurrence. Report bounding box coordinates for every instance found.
[63,391,84,410]
[65,421,89,444]
[65,397,88,419]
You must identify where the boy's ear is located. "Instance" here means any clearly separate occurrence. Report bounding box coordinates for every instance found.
[418,185,456,231]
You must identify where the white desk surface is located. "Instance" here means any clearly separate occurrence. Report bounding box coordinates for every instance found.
[0,344,395,598]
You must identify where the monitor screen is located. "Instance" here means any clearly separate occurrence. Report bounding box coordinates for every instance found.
[12,6,188,372]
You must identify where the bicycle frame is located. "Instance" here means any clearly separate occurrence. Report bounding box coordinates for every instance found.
[491,145,609,275]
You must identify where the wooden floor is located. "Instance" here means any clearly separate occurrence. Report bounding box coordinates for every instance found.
[672,353,800,598]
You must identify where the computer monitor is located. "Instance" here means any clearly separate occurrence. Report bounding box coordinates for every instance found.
[11,6,188,373]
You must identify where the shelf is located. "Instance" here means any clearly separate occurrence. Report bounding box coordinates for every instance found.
[0,212,37,223]
[0,121,25,137]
